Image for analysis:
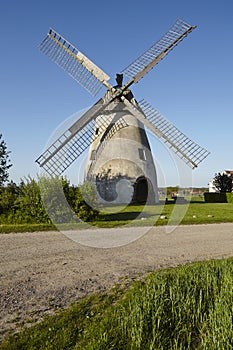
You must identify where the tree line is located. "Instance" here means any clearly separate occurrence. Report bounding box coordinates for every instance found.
[0,176,99,224]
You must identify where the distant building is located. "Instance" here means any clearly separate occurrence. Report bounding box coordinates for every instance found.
[208,170,233,192]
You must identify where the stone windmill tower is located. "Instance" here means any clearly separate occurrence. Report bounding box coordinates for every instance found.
[85,73,158,204]
[36,19,209,205]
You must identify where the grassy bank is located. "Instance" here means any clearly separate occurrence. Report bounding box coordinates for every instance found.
[1,202,233,232]
[1,258,233,349]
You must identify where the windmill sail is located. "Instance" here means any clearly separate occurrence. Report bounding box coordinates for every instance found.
[36,119,96,176]
[36,82,135,176]
[122,98,210,169]
[36,108,117,176]
[39,28,111,96]
[121,19,196,86]
[36,95,117,176]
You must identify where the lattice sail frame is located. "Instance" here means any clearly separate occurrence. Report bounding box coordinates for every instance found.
[39,28,111,96]
[36,111,118,176]
[136,99,210,168]
[121,19,195,82]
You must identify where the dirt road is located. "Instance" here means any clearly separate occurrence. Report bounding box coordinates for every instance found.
[0,223,233,341]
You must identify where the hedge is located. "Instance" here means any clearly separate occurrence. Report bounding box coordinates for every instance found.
[204,192,233,203]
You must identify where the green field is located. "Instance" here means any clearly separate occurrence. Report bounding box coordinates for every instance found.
[1,258,232,349]
[1,201,233,232]
[97,201,233,227]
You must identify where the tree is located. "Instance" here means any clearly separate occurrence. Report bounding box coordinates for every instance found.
[15,176,50,223]
[0,181,19,216]
[39,176,74,224]
[0,134,12,186]
[213,172,233,193]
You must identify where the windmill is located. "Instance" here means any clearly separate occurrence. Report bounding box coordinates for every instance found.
[36,19,210,205]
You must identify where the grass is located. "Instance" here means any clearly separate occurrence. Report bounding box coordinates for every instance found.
[0,223,56,234]
[1,258,233,349]
[1,201,233,232]
[94,201,233,228]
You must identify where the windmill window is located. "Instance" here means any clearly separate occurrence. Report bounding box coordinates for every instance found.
[138,148,146,161]
[90,150,96,160]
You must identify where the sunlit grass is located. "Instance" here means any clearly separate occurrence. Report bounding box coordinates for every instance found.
[1,202,233,232]
[1,258,233,349]
[95,202,233,227]
[0,223,56,233]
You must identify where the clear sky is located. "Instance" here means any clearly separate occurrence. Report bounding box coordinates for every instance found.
[1,0,233,188]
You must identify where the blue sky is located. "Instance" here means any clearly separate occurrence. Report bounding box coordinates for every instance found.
[1,0,233,187]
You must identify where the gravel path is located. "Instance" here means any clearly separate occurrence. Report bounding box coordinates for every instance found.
[0,223,233,341]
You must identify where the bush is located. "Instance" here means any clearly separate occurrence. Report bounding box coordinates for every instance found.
[0,176,99,225]
[39,176,76,224]
[40,177,99,223]
[204,192,233,203]
[15,177,50,223]
[204,192,227,203]
[74,182,99,222]
[226,192,233,203]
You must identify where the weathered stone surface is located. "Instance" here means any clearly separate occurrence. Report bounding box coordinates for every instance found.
[86,98,158,204]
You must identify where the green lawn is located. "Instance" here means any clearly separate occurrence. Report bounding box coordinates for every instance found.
[1,202,233,232]
[95,201,233,227]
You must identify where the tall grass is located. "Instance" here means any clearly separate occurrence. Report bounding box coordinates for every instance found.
[1,258,232,349]
[76,258,233,349]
